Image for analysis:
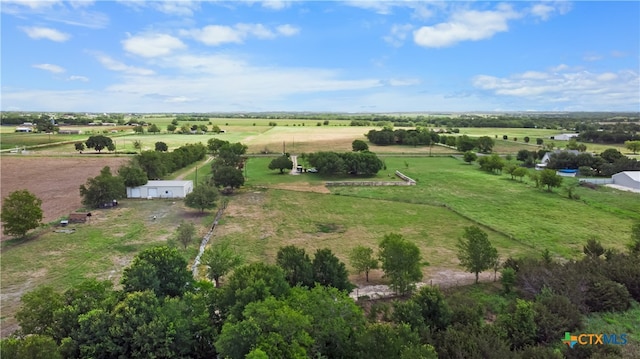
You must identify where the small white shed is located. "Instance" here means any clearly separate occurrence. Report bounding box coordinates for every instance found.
[612,171,640,190]
[127,180,194,199]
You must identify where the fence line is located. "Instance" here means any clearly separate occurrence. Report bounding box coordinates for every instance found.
[191,200,228,277]
[325,170,417,187]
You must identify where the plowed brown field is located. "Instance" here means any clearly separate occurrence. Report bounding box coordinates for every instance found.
[1,155,130,238]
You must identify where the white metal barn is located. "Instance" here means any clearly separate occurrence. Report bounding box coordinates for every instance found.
[612,171,640,190]
[127,180,194,199]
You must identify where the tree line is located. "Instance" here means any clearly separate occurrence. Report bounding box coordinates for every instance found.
[4,223,639,358]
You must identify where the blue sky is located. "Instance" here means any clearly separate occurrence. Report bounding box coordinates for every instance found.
[1,1,639,113]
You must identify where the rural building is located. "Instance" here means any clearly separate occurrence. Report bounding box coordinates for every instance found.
[15,126,33,132]
[536,150,580,169]
[126,180,194,199]
[612,171,640,189]
[551,133,579,141]
[59,129,83,134]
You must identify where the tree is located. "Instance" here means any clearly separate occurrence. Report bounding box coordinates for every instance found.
[201,241,243,287]
[15,286,63,336]
[600,148,624,163]
[155,141,168,152]
[411,286,452,331]
[118,164,148,187]
[476,136,494,153]
[133,125,144,134]
[1,190,43,238]
[216,297,313,359]
[536,138,544,145]
[135,150,168,179]
[352,139,369,152]
[312,248,354,292]
[184,183,218,212]
[79,166,126,208]
[512,167,528,182]
[277,245,314,287]
[133,140,142,153]
[625,140,640,154]
[463,151,477,164]
[349,245,378,282]
[207,138,230,155]
[148,123,160,134]
[378,233,423,295]
[0,335,62,359]
[456,226,498,284]
[212,165,245,191]
[221,263,290,319]
[539,169,563,191]
[121,246,193,298]
[583,238,605,258]
[456,135,477,152]
[74,142,85,152]
[167,124,177,132]
[501,267,516,293]
[85,135,113,153]
[497,299,537,350]
[176,221,196,249]
[268,155,293,174]
[524,136,530,143]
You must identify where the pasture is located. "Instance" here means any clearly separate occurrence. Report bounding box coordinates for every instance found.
[1,117,639,339]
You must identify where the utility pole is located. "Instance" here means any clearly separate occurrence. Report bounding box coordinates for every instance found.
[195,166,198,186]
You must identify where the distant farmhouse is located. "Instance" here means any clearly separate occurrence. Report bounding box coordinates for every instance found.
[551,133,579,141]
[15,123,34,132]
[536,150,581,169]
[126,180,194,199]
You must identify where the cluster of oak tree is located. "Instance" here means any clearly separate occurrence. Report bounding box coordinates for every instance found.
[3,223,639,358]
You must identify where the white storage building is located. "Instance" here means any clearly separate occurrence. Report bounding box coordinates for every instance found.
[612,171,640,190]
[127,180,194,199]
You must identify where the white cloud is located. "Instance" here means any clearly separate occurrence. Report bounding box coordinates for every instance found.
[384,24,413,47]
[2,0,61,12]
[153,1,199,16]
[6,1,109,29]
[388,78,421,86]
[583,53,603,62]
[122,33,186,58]
[262,1,290,10]
[276,24,300,36]
[21,26,70,42]
[472,66,639,109]
[414,4,520,48]
[94,54,155,75]
[68,75,89,82]
[32,63,65,73]
[182,23,298,46]
[529,1,572,21]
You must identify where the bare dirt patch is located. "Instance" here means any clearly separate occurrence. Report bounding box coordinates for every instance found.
[266,183,331,194]
[0,155,129,238]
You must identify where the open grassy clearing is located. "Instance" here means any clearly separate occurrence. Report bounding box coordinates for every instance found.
[329,157,639,258]
[212,189,535,272]
[0,199,211,336]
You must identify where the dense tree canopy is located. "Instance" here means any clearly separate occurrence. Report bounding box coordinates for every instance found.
[1,190,43,237]
[117,164,148,187]
[201,241,243,287]
[378,233,423,295]
[79,166,125,209]
[121,246,193,298]
[85,135,113,153]
[184,183,218,212]
[268,155,293,174]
